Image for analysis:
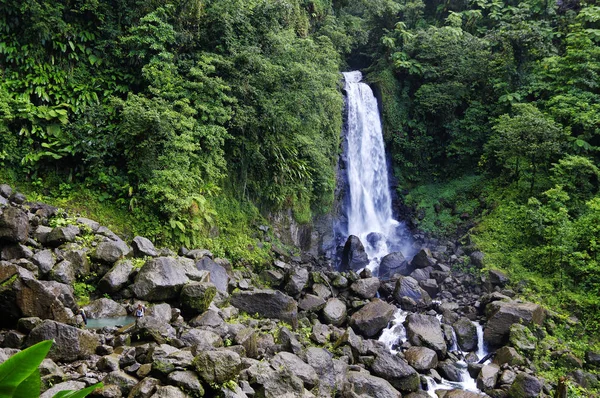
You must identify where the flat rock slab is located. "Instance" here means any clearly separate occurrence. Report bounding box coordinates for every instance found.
[230,289,297,323]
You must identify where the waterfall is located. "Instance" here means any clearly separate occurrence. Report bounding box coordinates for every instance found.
[341,71,410,272]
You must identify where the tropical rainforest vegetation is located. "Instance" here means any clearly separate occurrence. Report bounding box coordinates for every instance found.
[1,0,599,382]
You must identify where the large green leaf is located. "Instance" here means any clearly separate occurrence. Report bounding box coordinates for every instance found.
[0,340,53,397]
[12,369,40,398]
[52,382,104,398]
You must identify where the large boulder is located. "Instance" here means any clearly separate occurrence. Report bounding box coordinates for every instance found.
[246,361,305,398]
[305,347,336,396]
[168,370,204,397]
[32,250,56,275]
[196,256,228,292]
[46,226,80,247]
[132,236,158,257]
[192,349,242,384]
[26,320,99,361]
[410,248,434,269]
[340,235,369,272]
[371,350,420,392]
[0,207,29,243]
[393,276,432,308]
[49,260,76,285]
[476,363,500,391]
[349,299,395,338]
[93,238,131,263]
[322,297,346,326]
[453,318,478,352]
[180,282,217,316]
[350,277,380,299]
[379,252,413,280]
[98,259,134,294]
[484,301,545,346]
[83,298,127,319]
[508,373,542,398]
[271,352,318,389]
[131,257,190,301]
[343,371,402,398]
[406,314,447,358]
[230,289,297,323]
[284,267,309,296]
[404,346,438,371]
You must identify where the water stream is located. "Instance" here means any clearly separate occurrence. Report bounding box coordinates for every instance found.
[341,71,412,272]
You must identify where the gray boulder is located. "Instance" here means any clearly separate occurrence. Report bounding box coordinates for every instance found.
[509,324,537,352]
[284,267,309,296]
[379,252,413,280]
[150,386,188,398]
[49,260,76,285]
[246,362,304,398]
[76,217,100,232]
[0,207,29,243]
[271,352,318,388]
[340,235,369,272]
[193,349,242,384]
[493,346,525,366]
[40,381,87,398]
[94,239,131,263]
[404,346,438,371]
[196,256,228,292]
[103,371,139,396]
[26,320,99,361]
[437,360,463,382]
[131,257,189,301]
[180,328,223,349]
[322,297,346,326]
[343,371,402,398]
[168,370,204,397]
[128,377,161,398]
[46,226,80,247]
[484,301,545,346]
[488,269,508,287]
[32,250,56,274]
[98,259,134,294]
[453,318,478,352]
[476,363,500,391]
[393,276,432,308]
[305,347,336,396]
[406,314,447,358]
[371,350,420,392]
[83,298,127,318]
[0,184,12,198]
[230,289,297,323]
[180,282,217,315]
[63,248,90,278]
[298,294,326,312]
[508,372,542,397]
[132,236,158,257]
[411,248,434,269]
[1,244,33,261]
[349,299,395,338]
[470,251,485,267]
[350,277,380,299]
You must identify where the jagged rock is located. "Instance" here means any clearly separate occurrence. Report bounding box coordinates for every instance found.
[180,282,216,316]
[349,299,395,338]
[410,267,432,282]
[437,360,464,382]
[235,327,258,358]
[128,377,161,398]
[476,363,500,391]
[484,301,545,347]
[193,349,242,384]
[94,238,132,263]
[46,226,80,247]
[284,267,309,297]
[103,371,139,396]
[180,328,223,349]
[196,256,228,292]
[508,372,542,398]
[246,361,304,397]
[1,243,33,261]
[32,249,56,274]
[34,226,53,245]
[453,317,478,352]
[298,294,326,312]
[499,369,517,385]
[494,346,525,366]
[343,371,403,398]
[0,207,29,243]
[379,252,413,280]
[27,320,99,361]
[322,297,346,326]
[470,251,485,267]
[167,371,204,396]
[0,184,12,198]
[488,269,508,287]
[131,257,190,301]
[76,217,100,232]
[17,316,42,333]
[260,269,284,287]
[50,260,76,284]
[509,324,537,352]
[97,354,120,372]
[406,314,447,358]
[404,346,438,371]
[305,347,336,396]
[586,351,600,368]
[99,260,135,294]
[9,192,26,204]
[393,276,432,308]
[371,349,420,392]
[132,236,158,257]
[437,390,489,397]
[340,235,369,272]
[419,278,439,298]
[84,298,128,318]
[40,381,87,398]
[411,248,434,269]
[230,289,297,323]
[271,352,318,389]
[350,277,380,299]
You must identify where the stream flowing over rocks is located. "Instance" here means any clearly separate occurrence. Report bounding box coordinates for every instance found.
[0,184,598,397]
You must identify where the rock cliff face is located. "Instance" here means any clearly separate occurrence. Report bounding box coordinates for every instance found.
[0,183,597,397]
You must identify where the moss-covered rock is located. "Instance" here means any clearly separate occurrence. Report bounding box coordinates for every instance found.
[180,282,217,316]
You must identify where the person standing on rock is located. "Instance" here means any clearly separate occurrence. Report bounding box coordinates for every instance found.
[134,303,146,319]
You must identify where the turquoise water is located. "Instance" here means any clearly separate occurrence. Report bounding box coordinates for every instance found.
[85,316,135,329]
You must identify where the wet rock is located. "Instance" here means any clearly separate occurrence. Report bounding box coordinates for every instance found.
[0,207,29,243]
[285,267,309,296]
[349,298,395,338]
[230,289,297,323]
[343,371,403,398]
[46,226,80,247]
[476,363,500,391]
[84,298,128,318]
[350,277,380,299]
[508,372,542,398]
[193,349,242,384]
[27,320,100,361]
[180,282,216,316]
[99,260,135,294]
[453,318,478,352]
[132,236,158,257]
[406,314,447,358]
[484,301,545,347]
[393,276,432,309]
[371,349,420,392]
[405,346,438,371]
[322,297,346,326]
[379,252,413,280]
[437,360,463,382]
[340,235,369,272]
[131,257,189,301]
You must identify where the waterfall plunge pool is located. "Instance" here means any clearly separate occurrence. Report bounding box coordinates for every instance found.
[85,316,136,329]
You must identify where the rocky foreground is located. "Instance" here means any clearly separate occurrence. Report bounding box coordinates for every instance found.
[0,184,598,398]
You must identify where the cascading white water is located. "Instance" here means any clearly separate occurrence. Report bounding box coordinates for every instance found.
[474,321,489,362]
[342,71,409,271]
[378,309,408,353]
